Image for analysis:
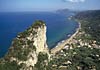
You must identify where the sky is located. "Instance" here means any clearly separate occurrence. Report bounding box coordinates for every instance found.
[0,0,100,12]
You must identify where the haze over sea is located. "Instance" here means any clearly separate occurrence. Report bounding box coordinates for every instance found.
[0,12,78,57]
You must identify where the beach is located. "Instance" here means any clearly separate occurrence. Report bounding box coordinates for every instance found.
[51,21,81,54]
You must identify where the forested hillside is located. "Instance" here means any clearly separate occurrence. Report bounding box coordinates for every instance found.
[75,10,100,44]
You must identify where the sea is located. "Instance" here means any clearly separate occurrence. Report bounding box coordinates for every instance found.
[0,12,78,57]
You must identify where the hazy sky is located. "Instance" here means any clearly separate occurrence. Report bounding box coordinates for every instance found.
[0,0,100,12]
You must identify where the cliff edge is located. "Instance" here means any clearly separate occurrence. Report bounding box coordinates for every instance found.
[0,20,49,70]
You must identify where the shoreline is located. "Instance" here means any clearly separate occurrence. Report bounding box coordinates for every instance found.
[50,21,81,54]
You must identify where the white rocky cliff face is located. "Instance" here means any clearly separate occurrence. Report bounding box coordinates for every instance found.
[33,26,48,54]
[2,21,49,70]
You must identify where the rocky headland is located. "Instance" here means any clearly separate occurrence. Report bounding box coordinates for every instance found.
[0,20,49,70]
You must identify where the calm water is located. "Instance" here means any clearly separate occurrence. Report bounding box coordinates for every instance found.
[0,12,78,57]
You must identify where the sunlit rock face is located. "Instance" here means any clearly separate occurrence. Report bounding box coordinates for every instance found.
[33,25,48,54]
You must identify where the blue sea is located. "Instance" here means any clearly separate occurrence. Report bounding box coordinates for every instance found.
[0,12,78,57]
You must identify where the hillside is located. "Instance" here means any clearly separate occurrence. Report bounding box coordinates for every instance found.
[75,10,100,44]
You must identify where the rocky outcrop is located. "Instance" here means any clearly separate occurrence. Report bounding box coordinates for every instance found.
[32,24,48,54]
[1,20,49,70]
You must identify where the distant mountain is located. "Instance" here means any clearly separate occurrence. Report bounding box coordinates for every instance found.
[56,9,77,15]
[75,10,100,20]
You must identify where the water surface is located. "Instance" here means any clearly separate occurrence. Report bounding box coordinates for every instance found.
[0,12,78,57]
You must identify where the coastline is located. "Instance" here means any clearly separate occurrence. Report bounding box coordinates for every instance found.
[50,21,81,54]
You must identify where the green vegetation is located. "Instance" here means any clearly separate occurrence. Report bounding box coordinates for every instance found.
[7,39,27,61]
[0,61,20,70]
[27,40,36,51]
[32,20,45,28]
[6,38,36,61]
[35,52,48,70]
[49,47,100,70]
[75,10,100,44]
[18,30,30,38]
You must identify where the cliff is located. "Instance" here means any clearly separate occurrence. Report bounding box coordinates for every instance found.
[0,20,49,70]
